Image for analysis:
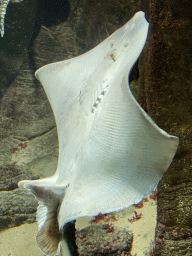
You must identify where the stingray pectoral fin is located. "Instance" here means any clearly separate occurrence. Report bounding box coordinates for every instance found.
[35,12,149,165]
[18,180,66,255]
[58,73,179,227]
[36,201,62,256]
[29,185,62,256]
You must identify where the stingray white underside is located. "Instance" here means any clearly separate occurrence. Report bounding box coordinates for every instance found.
[18,11,178,255]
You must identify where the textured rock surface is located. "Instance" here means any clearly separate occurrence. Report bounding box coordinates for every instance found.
[69,0,142,55]
[0,59,58,229]
[140,0,192,255]
[0,164,39,191]
[76,225,133,256]
[0,0,38,97]
[0,188,38,230]
[0,164,39,229]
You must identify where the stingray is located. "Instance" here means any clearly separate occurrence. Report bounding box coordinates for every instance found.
[18,11,179,256]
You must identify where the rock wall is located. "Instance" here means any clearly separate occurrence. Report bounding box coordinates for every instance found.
[140,0,192,254]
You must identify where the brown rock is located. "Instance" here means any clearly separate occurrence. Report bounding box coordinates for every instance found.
[76,225,133,256]
[0,188,38,230]
[140,0,192,254]
[0,164,39,191]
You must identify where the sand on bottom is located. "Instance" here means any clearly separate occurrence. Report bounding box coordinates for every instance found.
[0,223,44,256]
[0,193,157,256]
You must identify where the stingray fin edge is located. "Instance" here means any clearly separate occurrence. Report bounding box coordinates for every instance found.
[18,180,65,256]
[32,185,63,256]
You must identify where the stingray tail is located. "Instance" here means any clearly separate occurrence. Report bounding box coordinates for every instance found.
[18,179,67,256]
[31,185,63,256]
